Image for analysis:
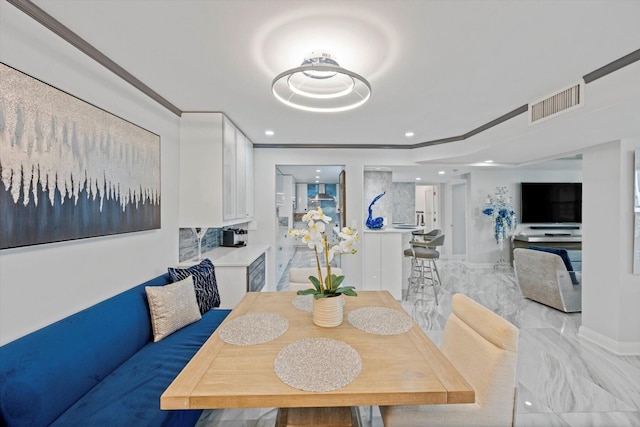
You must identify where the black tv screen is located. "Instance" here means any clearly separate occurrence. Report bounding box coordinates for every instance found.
[520,182,582,223]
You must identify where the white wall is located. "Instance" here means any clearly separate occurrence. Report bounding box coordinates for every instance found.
[0,3,181,344]
[580,139,640,354]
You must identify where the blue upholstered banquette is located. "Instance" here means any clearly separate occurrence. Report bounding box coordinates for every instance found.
[0,273,230,427]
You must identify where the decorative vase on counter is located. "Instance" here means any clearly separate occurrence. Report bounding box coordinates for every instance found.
[312,295,344,327]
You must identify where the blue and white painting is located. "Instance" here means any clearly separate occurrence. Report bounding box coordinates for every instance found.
[0,63,161,250]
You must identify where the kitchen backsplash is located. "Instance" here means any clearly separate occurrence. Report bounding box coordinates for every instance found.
[392,182,416,225]
[178,228,222,262]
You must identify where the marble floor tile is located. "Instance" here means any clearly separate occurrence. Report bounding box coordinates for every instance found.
[559,411,640,427]
[198,257,640,427]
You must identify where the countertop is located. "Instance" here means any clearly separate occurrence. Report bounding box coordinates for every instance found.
[363,225,423,234]
[179,243,270,267]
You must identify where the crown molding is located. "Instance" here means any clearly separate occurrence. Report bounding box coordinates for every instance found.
[7,0,182,117]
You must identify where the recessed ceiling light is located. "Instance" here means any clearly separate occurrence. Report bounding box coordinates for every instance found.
[315,176,320,179]
[316,169,321,172]
[485,159,494,163]
[415,177,421,181]
[315,180,319,183]
[265,130,274,136]
[405,131,415,137]
[438,171,445,175]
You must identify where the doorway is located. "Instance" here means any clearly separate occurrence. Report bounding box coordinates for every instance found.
[416,184,440,231]
[274,165,345,289]
[451,182,467,258]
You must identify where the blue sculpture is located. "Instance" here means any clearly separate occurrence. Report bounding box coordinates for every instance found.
[366,192,386,229]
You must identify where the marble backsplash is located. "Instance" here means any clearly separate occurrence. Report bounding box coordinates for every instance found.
[363,171,393,226]
[392,182,416,224]
[178,228,222,262]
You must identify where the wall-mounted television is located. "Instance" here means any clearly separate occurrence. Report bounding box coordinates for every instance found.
[520,182,582,224]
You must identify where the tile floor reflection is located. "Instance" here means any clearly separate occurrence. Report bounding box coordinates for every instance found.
[197,251,640,427]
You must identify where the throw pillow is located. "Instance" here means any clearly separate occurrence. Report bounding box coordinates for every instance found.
[528,245,579,285]
[145,276,202,342]
[168,258,220,313]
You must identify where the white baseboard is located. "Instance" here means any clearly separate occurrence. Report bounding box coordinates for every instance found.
[578,326,640,355]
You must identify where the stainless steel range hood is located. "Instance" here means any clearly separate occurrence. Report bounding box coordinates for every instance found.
[310,184,335,201]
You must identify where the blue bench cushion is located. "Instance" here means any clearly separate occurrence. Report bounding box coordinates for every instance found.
[0,275,170,427]
[50,308,230,427]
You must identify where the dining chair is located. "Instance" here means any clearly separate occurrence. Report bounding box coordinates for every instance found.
[288,267,343,292]
[380,293,519,427]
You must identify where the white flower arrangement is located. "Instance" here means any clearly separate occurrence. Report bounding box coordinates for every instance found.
[289,207,359,299]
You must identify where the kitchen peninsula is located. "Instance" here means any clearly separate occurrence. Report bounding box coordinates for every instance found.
[361,227,420,300]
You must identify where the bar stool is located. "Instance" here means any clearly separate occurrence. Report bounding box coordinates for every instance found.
[404,229,440,301]
[411,228,440,242]
[403,234,445,306]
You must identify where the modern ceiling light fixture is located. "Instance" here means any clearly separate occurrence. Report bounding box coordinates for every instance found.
[271,51,371,113]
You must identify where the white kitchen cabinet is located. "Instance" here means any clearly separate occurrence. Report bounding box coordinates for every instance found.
[275,173,295,284]
[222,115,237,221]
[243,132,253,219]
[179,112,253,227]
[179,244,269,309]
[296,183,308,213]
[362,230,413,300]
[232,127,253,219]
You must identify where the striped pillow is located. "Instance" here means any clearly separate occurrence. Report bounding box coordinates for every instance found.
[168,258,221,313]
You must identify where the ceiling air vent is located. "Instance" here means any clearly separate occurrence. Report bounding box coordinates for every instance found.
[529,81,584,125]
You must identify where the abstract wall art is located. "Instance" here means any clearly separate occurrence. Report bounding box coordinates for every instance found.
[0,63,161,250]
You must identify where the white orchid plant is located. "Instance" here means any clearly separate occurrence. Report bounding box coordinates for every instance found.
[289,207,359,299]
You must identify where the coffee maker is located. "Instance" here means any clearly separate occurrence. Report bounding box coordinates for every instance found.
[222,228,247,247]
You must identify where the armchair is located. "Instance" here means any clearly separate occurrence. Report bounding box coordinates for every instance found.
[513,248,582,313]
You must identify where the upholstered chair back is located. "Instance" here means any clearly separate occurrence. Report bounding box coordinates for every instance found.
[513,248,581,312]
[288,267,343,292]
[380,293,519,427]
[440,293,519,425]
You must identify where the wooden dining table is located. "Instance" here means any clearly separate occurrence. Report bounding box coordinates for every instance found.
[161,290,474,411]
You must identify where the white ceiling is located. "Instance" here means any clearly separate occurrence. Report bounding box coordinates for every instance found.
[27,0,640,172]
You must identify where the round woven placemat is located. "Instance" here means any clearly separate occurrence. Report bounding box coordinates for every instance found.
[347,307,413,335]
[218,313,288,345]
[274,338,362,392]
[291,294,313,312]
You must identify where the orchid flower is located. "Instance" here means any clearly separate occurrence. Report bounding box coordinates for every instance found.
[288,210,358,298]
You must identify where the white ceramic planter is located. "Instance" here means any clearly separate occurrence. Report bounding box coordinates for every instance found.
[312,295,344,327]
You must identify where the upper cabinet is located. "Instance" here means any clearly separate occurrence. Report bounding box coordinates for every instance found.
[179,113,254,227]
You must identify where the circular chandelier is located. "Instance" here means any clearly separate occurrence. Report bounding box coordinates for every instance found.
[271,51,371,113]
